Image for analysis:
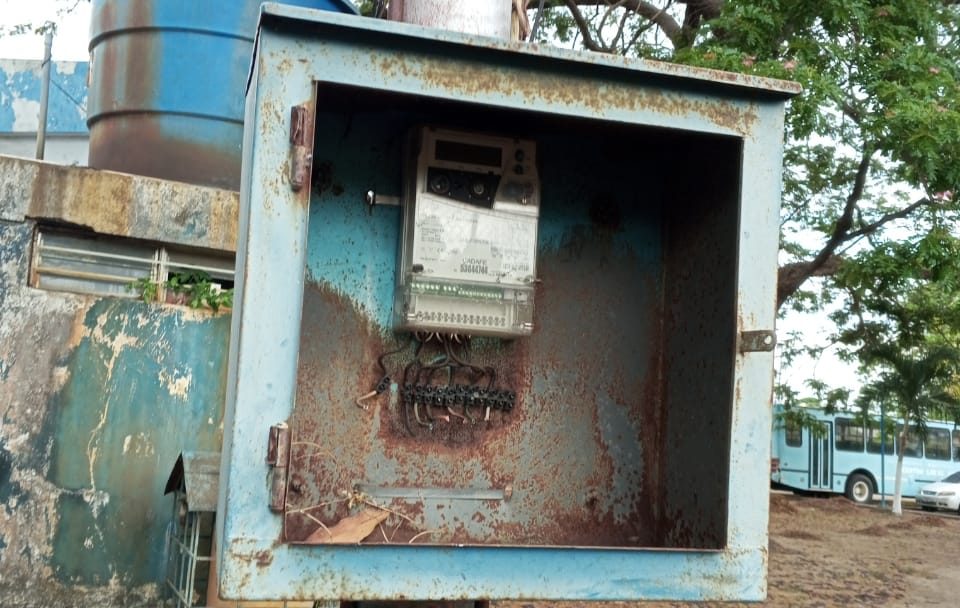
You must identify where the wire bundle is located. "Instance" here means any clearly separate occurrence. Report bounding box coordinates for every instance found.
[365,333,515,434]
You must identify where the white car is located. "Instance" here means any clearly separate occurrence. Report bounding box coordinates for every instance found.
[917,471,960,513]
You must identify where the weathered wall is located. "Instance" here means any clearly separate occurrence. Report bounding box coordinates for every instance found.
[0,59,89,165]
[0,156,238,251]
[0,156,237,607]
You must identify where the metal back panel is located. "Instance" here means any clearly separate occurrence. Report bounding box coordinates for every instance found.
[218,5,796,601]
[283,102,738,550]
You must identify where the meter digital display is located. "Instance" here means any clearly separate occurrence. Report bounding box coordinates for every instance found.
[394,127,540,338]
[434,140,503,167]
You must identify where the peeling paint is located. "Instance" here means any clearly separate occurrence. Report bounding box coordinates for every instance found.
[159,369,192,399]
[0,60,89,134]
[50,366,71,392]
[121,433,155,457]
[10,98,40,131]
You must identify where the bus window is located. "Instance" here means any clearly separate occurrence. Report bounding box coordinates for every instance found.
[835,417,864,452]
[867,424,894,455]
[898,425,922,458]
[953,430,960,461]
[925,428,951,460]
[785,420,802,447]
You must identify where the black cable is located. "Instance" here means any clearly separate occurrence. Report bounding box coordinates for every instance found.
[420,365,446,423]
[50,77,86,114]
[485,365,497,389]
[444,338,486,379]
[394,334,517,431]
[401,337,428,434]
[376,335,412,376]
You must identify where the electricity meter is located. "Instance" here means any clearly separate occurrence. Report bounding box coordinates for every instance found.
[394,127,540,338]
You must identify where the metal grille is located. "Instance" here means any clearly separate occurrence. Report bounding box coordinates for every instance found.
[31,228,234,298]
[163,491,320,608]
[165,492,214,608]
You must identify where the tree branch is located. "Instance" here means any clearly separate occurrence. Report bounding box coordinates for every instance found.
[676,0,724,17]
[777,147,872,307]
[562,0,609,52]
[679,0,723,47]
[778,255,844,306]
[548,0,684,46]
[845,197,934,241]
[609,3,632,50]
[778,182,945,309]
[842,101,863,124]
[809,149,872,267]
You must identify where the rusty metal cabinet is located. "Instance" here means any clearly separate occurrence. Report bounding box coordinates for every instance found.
[218,4,797,603]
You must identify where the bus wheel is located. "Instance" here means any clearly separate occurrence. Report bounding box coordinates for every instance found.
[845,473,873,504]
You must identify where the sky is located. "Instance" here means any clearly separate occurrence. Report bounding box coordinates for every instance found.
[0,0,859,402]
[0,0,92,61]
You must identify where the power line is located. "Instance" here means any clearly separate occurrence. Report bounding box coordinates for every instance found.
[49,76,86,114]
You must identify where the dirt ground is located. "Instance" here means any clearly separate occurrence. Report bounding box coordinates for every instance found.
[497,492,960,608]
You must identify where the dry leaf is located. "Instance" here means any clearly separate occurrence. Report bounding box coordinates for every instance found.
[304,507,389,544]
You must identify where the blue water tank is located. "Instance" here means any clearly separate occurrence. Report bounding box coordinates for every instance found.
[87,0,357,190]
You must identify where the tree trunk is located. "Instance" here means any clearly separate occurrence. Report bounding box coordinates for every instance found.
[389,0,513,39]
[892,428,906,516]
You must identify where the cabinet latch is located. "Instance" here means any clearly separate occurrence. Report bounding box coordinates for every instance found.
[739,330,776,353]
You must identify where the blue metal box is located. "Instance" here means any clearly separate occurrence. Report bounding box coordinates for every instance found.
[218,4,798,602]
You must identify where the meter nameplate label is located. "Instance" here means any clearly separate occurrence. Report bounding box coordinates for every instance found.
[413,195,537,286]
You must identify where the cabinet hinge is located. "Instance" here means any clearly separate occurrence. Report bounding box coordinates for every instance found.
[266,422,291,512]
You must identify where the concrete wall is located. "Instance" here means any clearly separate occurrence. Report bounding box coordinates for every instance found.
[0,59,89,165]
[0,156,237,607]
[0,134,88,166]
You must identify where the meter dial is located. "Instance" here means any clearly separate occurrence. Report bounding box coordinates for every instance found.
[428,173,451,195]
[470,180,487,198]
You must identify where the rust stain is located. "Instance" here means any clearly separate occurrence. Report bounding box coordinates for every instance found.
[258,95,747,556]
[284,234,665,548]
[373,55,758,134]
[255,550,273,568]
[65,305,91,349]
[123,0,154,109]
[91,1,114,41]
[30,162,129,235]
[15,155,238,254]
[88,117,242,191]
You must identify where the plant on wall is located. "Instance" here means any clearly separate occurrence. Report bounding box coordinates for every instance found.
[129,271,233,312]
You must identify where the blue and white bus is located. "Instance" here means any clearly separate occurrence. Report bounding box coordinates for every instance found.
[770,406,960,504]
